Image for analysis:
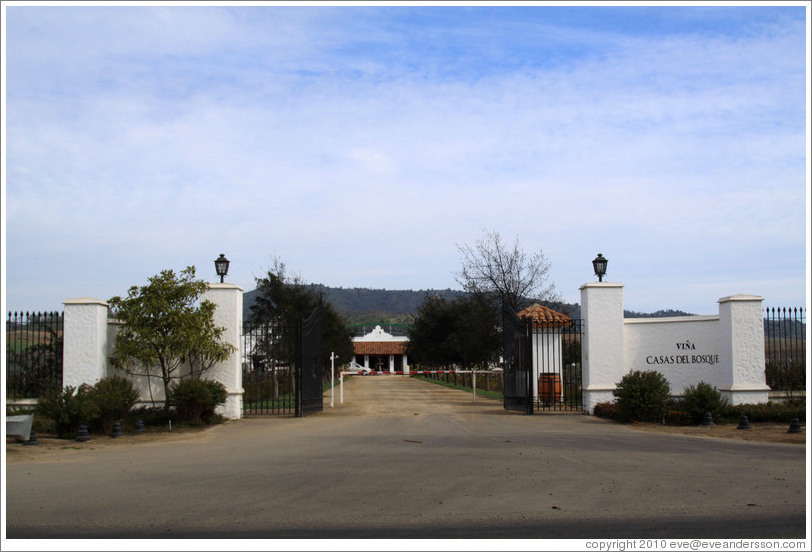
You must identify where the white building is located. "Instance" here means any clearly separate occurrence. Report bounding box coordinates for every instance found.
[352,325,410,373]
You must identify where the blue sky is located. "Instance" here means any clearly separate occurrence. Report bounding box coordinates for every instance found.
[2,2,809,315]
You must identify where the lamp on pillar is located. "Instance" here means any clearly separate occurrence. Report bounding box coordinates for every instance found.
[592,253,608,282]
[214,254,230,283]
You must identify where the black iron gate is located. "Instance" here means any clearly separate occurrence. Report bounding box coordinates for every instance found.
[502,304,534,414]
[242,305,323,417]
[532,318,583,412]
[296,305,323,416]
[242,317,297,415]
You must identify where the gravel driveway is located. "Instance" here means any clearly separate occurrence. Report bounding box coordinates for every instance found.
[5,376,807,540]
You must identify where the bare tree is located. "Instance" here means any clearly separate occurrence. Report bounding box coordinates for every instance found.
[455,229,559,312]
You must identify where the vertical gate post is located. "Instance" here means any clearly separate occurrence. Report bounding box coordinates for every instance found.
[580,283,625,414]
[63,298,110,389]
[718,295,770,405]
[201,283,244,419]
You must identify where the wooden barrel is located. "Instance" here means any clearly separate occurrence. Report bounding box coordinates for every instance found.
[538,373,561,405]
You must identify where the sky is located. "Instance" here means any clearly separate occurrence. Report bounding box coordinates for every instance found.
[1,1,809,316]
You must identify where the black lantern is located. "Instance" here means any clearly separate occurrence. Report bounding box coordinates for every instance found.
[214,254,230,283]
[592,253,608,282]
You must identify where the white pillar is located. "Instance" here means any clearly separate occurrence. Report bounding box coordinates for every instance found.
[717,295,769,405]
[62,298,110,389]
[403,354,409,374]
[201,283,244,419]
[580,283,625,414]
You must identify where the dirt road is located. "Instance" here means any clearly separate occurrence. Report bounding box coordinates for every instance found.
[4,376,808,540]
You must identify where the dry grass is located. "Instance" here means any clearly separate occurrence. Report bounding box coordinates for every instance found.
[628,421,806,445]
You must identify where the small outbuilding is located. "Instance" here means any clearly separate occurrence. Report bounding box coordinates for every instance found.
[516,303,574,404]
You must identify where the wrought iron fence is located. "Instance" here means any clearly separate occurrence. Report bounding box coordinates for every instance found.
[764,307,806,394]
[6,311,64,399]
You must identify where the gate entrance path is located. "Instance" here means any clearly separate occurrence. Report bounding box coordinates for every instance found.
[335,373,505,417]
[6,375,806,539]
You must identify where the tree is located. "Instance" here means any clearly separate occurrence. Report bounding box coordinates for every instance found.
[406,295,460,368]
[184,299,235,379]
[407,292,501,370]
[108,266,235,411]
[250,257,354,375]
[455,228,559,312]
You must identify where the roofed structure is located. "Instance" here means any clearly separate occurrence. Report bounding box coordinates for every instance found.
[351,324,410,372]
[517,303,572,328]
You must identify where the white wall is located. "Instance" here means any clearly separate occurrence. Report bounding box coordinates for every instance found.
[581,284,768,413]
[62,285,244,419]
[624,316,722,394]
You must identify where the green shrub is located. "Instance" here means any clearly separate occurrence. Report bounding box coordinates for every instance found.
[613,370,672,422]
[169,378,227,425]
[721,402,806,424]
[200,380,227,424]
[86,375,139,434]
[679,381,729,424]
[765,361,806,392]
[593,401,622,421]
[126,405,172,428]
[35,384,98,438]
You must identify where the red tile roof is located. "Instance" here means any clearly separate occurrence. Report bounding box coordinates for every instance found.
[517,303,572,328]
[353,341,408,355]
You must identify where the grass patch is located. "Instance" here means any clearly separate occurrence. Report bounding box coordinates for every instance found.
[412,375,503,401]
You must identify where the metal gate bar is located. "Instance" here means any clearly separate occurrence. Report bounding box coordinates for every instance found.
[502,303,534,414]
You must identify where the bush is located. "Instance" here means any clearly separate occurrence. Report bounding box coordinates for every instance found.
[679,381,729,424]
[593,401,623,421]
[126,405,172,428]
[35,384,98,438]
[613,370,671,422]
[86,375,139,434]
[765,361,805,392]
[169,378,227,425]
[721,402,806,424]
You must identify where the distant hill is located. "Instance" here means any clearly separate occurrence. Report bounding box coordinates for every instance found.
[242,286,467,324]
[242,286,696,323]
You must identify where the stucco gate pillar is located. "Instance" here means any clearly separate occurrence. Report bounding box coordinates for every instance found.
[62,298,110,389]
[717,294,770,405]
[580,283,625,414]
[201,283,244,419]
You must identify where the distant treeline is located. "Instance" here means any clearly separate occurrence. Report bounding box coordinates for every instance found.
[243,286,466,323]
[243,286,701,324]
[623,309,696,318]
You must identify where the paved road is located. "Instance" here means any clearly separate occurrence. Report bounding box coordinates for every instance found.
[5,376,808,540]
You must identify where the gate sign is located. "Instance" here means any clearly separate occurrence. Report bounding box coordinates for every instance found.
[581,285,769,414]
[625,315,723,392]
[645,340,721,366]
